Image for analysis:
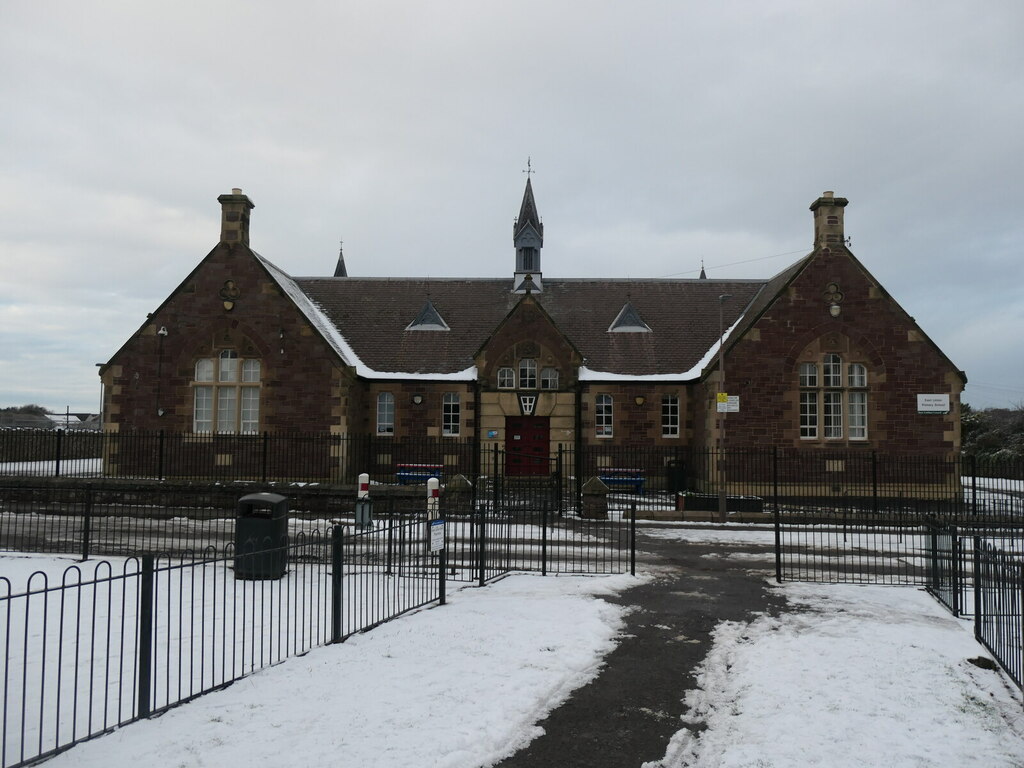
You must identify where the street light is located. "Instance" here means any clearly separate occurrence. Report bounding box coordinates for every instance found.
[718,294,732,523]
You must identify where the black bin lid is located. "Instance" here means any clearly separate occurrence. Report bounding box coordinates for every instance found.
[238,492,288,513]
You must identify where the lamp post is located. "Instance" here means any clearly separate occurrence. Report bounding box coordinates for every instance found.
[717,294,731,523]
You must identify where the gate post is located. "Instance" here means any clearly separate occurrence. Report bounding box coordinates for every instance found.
[81,489,93,561]
[492,443,500,515]
[477,503,486,587]
[331,526,344,643]
[972,536,982,640]
[54,429,63,477]
[630,503,637,576]
[871,451,879,516]
[541,497,548,576]
[952,525,962,617]
[970,455,978,516]
[773,447,782,583]
[556,444,564,518]
[137,555,155,718]
[157,430,165,480]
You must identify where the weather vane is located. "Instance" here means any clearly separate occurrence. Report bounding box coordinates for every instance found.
[522,157,535,178]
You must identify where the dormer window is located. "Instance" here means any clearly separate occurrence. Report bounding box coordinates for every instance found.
[609,302,652,333]
[406,299,450,331]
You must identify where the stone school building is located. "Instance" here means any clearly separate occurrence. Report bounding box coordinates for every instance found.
[99,183,965,482]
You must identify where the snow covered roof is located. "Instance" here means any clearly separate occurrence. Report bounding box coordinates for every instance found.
[283,274,766,381]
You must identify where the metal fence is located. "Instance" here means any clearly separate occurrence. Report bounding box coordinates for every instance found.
[0,519,442,768]
[973,537,1024,691]
[774,508,1024,693]
[0,480,636,579]
[5,430,1021,511]
[0,431,480,485]
[0,469,637,768]
[443,476,636,582]
[922,523,1024,618]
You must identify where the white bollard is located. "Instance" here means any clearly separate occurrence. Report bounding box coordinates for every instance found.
[358,472,370,499]
[426,476,440,520]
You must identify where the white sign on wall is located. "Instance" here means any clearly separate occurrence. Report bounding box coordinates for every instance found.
[917,394,950,414]
[716,394,740,413]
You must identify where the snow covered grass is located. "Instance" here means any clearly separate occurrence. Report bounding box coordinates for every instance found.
[1,546,437,767]
[0,459,101,477]
[6,525,1024,768]
[40,571,641,768]
[648,584,1024,768]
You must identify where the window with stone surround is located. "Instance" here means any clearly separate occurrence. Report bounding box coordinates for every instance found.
[540,367,559,390]
[662,395,680,438]
[799,356,868,441]
[442,392,460,436]
[377,392,395,435]
[192,349,260,433]
[519,358,537,389]
[595,394,613,438]
[497,367,515,389]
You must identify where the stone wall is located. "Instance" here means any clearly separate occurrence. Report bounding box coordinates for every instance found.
[718,245,962,456]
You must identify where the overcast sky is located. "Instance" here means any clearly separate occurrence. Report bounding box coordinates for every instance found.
[2,1,1022,413]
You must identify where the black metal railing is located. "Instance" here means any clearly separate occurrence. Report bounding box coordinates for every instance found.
[442,499,636,583]
[973,537,1024,691]
[0,431,480,485]
[0,520,442,768]
[928,520,964,616]
[0,480,636,580]
[4,429,1020,508]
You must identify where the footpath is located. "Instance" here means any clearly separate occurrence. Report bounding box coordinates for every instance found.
[492,525,785,768]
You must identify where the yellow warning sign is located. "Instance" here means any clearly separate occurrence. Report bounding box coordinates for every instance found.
[716,392,728,403]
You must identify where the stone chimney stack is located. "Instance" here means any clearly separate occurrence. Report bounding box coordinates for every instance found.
[217,188,255,246]
[809,191,849,249]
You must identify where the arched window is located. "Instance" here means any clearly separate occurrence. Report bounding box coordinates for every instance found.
[799,355,868,441]
[192,350,261,433]
[540,367,559,390]
[377,392,395,435]
[519,358,537,389]
[497,367,515,389]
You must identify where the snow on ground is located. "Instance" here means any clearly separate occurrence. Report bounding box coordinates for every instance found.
[10,524,1024,768]
[648,583,1024,768]
[0,458,101,476]
[642,524,776,546]
[41,571,641,768]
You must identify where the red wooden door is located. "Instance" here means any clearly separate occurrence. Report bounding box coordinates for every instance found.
[505,417,550,476]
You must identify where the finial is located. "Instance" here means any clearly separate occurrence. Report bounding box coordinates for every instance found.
[522,157,535,178]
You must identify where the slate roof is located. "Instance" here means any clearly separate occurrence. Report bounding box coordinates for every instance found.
[294,275,768,378]
[0,412,56,429]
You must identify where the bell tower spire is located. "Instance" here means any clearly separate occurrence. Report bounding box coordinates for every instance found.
[333,239,348,277]
[513,160,543,293]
